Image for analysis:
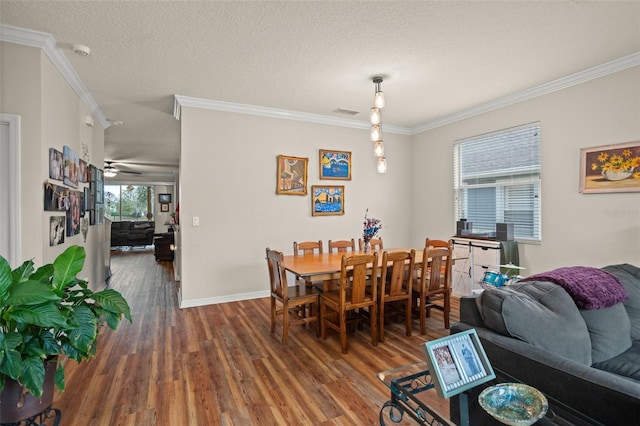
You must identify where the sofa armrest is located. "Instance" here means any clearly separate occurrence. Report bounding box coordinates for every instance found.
[450,322,640,425]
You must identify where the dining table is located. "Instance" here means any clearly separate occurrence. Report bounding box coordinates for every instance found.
[283,247,426,284]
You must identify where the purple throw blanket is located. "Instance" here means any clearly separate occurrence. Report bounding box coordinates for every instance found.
[520,266,628,310]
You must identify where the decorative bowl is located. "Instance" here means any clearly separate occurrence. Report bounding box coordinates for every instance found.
[602,169,633,181]
[478,383,548,426]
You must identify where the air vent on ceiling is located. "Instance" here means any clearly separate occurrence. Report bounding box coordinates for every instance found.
[332,108,359,116]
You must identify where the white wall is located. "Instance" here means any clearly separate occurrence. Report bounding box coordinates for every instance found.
[1,41,106,288]
[411,67,640,274]
[178,108,412,306]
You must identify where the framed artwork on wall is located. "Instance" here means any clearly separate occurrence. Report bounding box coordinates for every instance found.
[276,155,308,195]
[49,148,64,181]
[160,203,170,212]
[44,182,68,211]
[63,145,79,188]
[421,329,495,398]
[319,149,352,180]
[79,159,88,183]
[159,193,172,204]
[311,185,344,216]
[49,216,65,246]
[579,141,640,193]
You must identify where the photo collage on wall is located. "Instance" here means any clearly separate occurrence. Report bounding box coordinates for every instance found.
[46,144,102,244]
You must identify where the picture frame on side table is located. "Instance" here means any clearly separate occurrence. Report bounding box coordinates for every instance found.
[319,149,352,180]
[579,141,640,193]
[421,329,495,398]
[311,185,344,216]
[276,155,308,195]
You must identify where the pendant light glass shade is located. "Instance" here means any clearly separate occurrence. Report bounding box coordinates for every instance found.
[374,91,385,108]
[374,141,384,157]
[377,157,387,173]
[370,107,381,125]
[370,124,381,141]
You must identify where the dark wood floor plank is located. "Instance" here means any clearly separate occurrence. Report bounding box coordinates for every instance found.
[53,247,459,425]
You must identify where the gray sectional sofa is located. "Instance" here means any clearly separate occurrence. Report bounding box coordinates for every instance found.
[450,263,640,425]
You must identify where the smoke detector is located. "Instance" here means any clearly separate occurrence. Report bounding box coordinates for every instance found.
[72,44,91,56]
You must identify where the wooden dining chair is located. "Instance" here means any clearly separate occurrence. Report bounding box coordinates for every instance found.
[412,246,452,334]
[378,249,415,343]
[266,248,320,344]
[328,239,356,253]
[358,237,383,252]
[321,253,378,354]
[293,240,323,256]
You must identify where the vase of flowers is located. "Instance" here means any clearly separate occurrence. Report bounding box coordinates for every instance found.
[592,148,640,181]
[362,209,381,253]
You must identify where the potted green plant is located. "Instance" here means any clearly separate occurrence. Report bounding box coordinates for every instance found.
[0,245,131,422]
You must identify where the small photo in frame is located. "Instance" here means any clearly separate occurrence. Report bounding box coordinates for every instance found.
[160,203,170,212]
[421,329,495,398]
[319,149,351,180]
[63,145,79,188]
[579,141,640,193]
[49,216,65,246]
[49,148,64,181]
[277,155,308,195]
[159,193,172,204]
[311,185,344,216]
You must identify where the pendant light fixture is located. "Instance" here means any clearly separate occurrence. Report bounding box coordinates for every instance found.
[370,77,386,173]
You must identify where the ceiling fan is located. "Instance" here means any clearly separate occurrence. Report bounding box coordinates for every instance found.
[104,161,142,177]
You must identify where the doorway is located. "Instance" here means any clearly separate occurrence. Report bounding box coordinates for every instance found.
[0,114,21,265]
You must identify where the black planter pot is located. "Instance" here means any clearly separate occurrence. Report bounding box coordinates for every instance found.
[0,361,56,423]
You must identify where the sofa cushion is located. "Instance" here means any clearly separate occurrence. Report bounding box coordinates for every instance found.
[602,263,640,340]
[580,303,631,363]
[481,281,592,365]
[592,340,640,381]
[133,222,151,230]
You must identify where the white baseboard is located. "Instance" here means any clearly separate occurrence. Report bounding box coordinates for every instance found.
[179,290,270,309]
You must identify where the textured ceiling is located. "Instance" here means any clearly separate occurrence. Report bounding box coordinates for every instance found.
[2,1,639,181]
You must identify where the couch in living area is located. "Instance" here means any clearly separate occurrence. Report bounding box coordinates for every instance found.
[450,263,640,425]
[110,221,155,247]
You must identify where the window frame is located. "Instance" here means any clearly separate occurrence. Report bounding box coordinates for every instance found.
[453,122,542,244]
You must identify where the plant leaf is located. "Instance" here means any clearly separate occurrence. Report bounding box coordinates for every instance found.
[11,259,35,284]
[93,289,132,323]
[5,280,61,305]
[9,302,69,329]
[0,256,11,302]
[52,245,86,292]
[54,362,65,392]
[0,332,23,380]
[67,305,98,356]
[20,356,46,397]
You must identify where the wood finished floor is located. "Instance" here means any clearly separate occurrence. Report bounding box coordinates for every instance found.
[53,247,459,425]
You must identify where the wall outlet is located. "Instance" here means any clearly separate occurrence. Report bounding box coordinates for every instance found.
[192,216,200,227]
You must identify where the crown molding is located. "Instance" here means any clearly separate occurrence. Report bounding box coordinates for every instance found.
[0,24,110,129]
[411,51,640,134]
[173,95,412,135]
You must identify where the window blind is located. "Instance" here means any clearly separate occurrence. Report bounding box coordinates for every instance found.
[453,122,541,242]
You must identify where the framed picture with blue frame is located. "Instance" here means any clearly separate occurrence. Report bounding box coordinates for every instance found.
[421,329,495,398]
[319,149,351,180]
[311,185,344,216]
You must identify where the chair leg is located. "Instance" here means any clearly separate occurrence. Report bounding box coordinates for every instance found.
[282,306,289,344]
[379,300,385,343]
[405,298,412,337]
[420,293,426,335]
[270,298,276,335]
[444,296,450,329]
[320,301,327,339]
[371,304,378,346]
[340,310,348,354]
[314,300,320,337]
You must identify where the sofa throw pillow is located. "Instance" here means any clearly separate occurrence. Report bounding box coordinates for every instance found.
[580,303,632,363]
[481,281,592,365]
[602,264,640,341]
[133,222,150,229]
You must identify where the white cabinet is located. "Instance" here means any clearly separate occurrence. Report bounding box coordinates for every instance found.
[452,237,501,296]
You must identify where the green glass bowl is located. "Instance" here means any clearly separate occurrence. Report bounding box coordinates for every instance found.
[479,383,548,426]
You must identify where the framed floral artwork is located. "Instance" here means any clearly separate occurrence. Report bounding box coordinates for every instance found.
[311,185,344,216]
[580,141,640,193]
[319,149,352,180]
[276,155,308,195]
